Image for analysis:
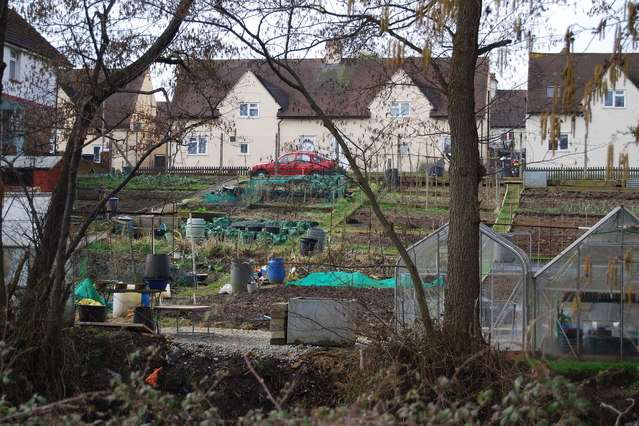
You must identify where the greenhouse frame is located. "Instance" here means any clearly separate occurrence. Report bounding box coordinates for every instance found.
[533,206,639,360]
[395,223,531,351]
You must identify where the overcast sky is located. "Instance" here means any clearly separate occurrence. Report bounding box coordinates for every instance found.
[145,1,629,99]
[494,0,634,90]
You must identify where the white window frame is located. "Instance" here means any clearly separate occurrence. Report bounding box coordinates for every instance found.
[8,49,19,81]
[549,133,569,151]
[389,101,410,117]
[186,136,208,155]
[239,143,249,155]
[546,85,559,98]
[603,89,626,108]
[239,102,260,118]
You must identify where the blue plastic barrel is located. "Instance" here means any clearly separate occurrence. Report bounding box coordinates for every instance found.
[141,293,151,307]
[267,257,286,284]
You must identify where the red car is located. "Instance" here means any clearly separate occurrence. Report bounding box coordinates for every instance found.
[250,151,337,177]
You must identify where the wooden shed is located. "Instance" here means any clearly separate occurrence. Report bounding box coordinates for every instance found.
[1,155,63,192]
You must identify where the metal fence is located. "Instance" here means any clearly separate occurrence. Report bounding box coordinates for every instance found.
[524,166,639,181]
[136,166,250,176]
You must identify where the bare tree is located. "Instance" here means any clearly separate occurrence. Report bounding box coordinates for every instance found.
[0,0,194,397]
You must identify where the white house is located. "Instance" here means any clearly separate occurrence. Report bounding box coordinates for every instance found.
[168,50,492,173]
[1,8,68,155]
[525,52,639,168]
[56,70,164,171]
[489,89,527,156]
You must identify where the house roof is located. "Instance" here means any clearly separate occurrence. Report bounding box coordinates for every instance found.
[1,155,62,169]
[527,52,639,114]
[58,70,147,130]
[171,57,489,120]
[5,8,68,65]
[489,90,527,129]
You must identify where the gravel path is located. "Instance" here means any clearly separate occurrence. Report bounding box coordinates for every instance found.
[164,326,315,358]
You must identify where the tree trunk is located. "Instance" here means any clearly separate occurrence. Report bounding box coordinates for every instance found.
[443,0,483,348]
[0,0,9,330]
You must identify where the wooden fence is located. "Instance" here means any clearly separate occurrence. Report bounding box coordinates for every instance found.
[524,166,639,181]
[136,166,250,176]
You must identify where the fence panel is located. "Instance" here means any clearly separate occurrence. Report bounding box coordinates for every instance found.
[137,166,250,176]
[524,166,639,181]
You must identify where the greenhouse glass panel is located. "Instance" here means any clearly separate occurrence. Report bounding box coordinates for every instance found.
[533,206,639,359]
[395,224,530,350]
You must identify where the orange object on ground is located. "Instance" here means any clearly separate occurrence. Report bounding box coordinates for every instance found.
[145,367,162,387]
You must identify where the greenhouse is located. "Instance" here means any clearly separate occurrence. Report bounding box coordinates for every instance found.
[533,206,639,360]
[395,223,531,351]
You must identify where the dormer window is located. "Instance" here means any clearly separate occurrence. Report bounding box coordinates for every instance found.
[389,101,410,117]
[9,50,19,81]
[239,103,259,118]
[604,89,625,108]
[546,85,559,98]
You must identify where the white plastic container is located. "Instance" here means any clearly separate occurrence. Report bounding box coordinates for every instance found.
[113,292,141,317]
[287,298,355,346]
[185,218,207,240]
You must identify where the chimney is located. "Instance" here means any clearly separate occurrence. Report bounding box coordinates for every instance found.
[324,40,342,65]
[489,72,498,100]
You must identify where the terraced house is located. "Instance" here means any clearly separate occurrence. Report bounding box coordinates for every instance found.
[1,8,68,155]
[526,52,639,168]
[168,46,492,172]
[56,70,163,171]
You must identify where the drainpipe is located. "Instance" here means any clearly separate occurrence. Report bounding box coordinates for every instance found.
[275,118,282,175]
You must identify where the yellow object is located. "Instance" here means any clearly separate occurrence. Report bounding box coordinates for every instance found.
[77,298,103,306]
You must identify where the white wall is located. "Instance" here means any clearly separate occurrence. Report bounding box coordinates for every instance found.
[169,71,280,168]
[2,43,57,107]
[171,69,488,172]
[525,68,639,168]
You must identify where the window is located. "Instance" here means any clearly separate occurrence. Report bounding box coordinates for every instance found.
[187,136,207,155]
[441,135,452,156]
[93,146,102,163]
[239,103,259,118]
[298,153,311,162]
[299,135,316,151]
[278,154,295,164]
[389,101,410,117]
[229,135,236,143]
[8,50,19,81]
[548,134,569,150]
[604,89,625,108]
[239,143,248,154]
[546,85,559,98]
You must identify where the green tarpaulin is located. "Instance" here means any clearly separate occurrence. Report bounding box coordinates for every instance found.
[288,272,446,289]
[287,271,395,288]
[74,278,107,306]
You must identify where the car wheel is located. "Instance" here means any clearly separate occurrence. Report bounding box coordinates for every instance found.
[254,170,268,178]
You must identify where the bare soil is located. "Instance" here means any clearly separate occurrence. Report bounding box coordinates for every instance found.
[75,189,193,214]
[64,328,350,422]
[511,212,593,258]
[171,285,394,339]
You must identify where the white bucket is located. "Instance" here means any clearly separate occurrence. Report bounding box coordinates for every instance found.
[113,292,141,318]
[161,283,171,299]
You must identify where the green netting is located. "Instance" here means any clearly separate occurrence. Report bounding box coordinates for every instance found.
[182,217,320,245]
[203,174,347,205]
[287,271,396,288]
